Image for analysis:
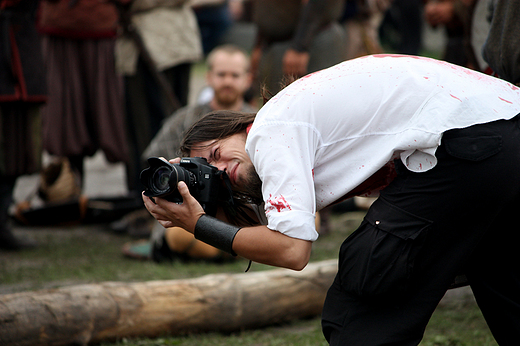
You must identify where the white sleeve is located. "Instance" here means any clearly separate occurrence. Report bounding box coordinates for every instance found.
[246,122,320,241]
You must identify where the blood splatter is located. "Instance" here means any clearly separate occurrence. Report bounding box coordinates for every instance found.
[266,194,292,213]
[499,97,513,104]
[450,94,462,102]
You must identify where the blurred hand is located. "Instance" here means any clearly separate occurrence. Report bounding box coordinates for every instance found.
[228,0,244,21]
[424,0,455,27]
[282,49,310,78]
[367,0,393,13]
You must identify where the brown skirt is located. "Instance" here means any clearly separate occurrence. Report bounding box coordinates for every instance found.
[41,36,129,164]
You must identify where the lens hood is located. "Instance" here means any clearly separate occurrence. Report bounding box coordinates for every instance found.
[140,157,176,198]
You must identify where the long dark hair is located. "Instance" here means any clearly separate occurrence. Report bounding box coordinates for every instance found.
[180,110,256,156]
[181,110,260,226]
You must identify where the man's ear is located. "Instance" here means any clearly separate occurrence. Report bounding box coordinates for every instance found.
[244,71,253,89]
[205,70,212,85]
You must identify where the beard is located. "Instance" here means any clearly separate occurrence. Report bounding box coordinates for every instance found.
[214,87,240,107]
[234,164,263,205]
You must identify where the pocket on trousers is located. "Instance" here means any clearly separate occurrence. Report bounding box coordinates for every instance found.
[443,129,502,161]
[338,198,432,299]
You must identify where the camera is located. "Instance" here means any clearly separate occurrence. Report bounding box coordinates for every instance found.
[140,157,223,216]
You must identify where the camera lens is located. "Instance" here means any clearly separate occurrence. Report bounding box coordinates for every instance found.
[152,167,172,193]
[140,157,203,202]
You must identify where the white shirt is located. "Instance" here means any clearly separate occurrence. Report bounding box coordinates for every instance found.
[245,54,520,242]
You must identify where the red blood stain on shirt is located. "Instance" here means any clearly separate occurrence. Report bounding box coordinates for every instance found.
[450,94,462,102]
[372,54,423,60]
[266,194,292,213]
[499,97,513,104]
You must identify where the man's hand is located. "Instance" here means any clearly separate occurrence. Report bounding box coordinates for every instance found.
[424,0,455,28]
[282,49,310,78]
[142,181,205,233]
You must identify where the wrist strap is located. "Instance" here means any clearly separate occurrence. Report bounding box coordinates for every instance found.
[194,215,240,256]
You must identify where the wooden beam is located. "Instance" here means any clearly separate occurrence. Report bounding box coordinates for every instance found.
[0,260,337,346]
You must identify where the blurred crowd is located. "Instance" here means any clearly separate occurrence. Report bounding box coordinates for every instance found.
[1,0,517,255]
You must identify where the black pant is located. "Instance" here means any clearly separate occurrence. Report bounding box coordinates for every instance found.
[322,116,520,345]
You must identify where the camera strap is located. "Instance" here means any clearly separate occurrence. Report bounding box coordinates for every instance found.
[213,171,255,272]
[217,170,236,210]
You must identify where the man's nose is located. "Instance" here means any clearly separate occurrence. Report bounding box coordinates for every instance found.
[214,162,228,172]
[222,74,236,84]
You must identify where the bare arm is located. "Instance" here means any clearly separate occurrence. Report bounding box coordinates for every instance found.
[143,180,312,271]
[233,225,312,270]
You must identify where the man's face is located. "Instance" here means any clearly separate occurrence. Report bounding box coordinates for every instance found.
[206,52,251,108]
[190,132,262,201]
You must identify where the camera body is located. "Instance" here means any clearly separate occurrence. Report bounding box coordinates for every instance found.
[140,157,222,216]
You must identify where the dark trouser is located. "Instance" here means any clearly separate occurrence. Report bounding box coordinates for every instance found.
[322,116,520,345]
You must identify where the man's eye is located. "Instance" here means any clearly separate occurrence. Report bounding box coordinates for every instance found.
[213,148,220,161]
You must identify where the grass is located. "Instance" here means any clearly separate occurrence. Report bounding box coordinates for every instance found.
[1,211,497,345]
[422,302,498,346]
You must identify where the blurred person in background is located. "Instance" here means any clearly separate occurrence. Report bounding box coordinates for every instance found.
[192,0,233,56]
[425,0,495,74]
[342,0,393,60]
[38,0,129,188]
[378,0,423,55]
[250,0,347,102]
[424,0,472,67]
[1,0,46,250]
[482,0,520,86]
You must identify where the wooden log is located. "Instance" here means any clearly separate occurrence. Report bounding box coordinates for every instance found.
[0,260,338,346]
